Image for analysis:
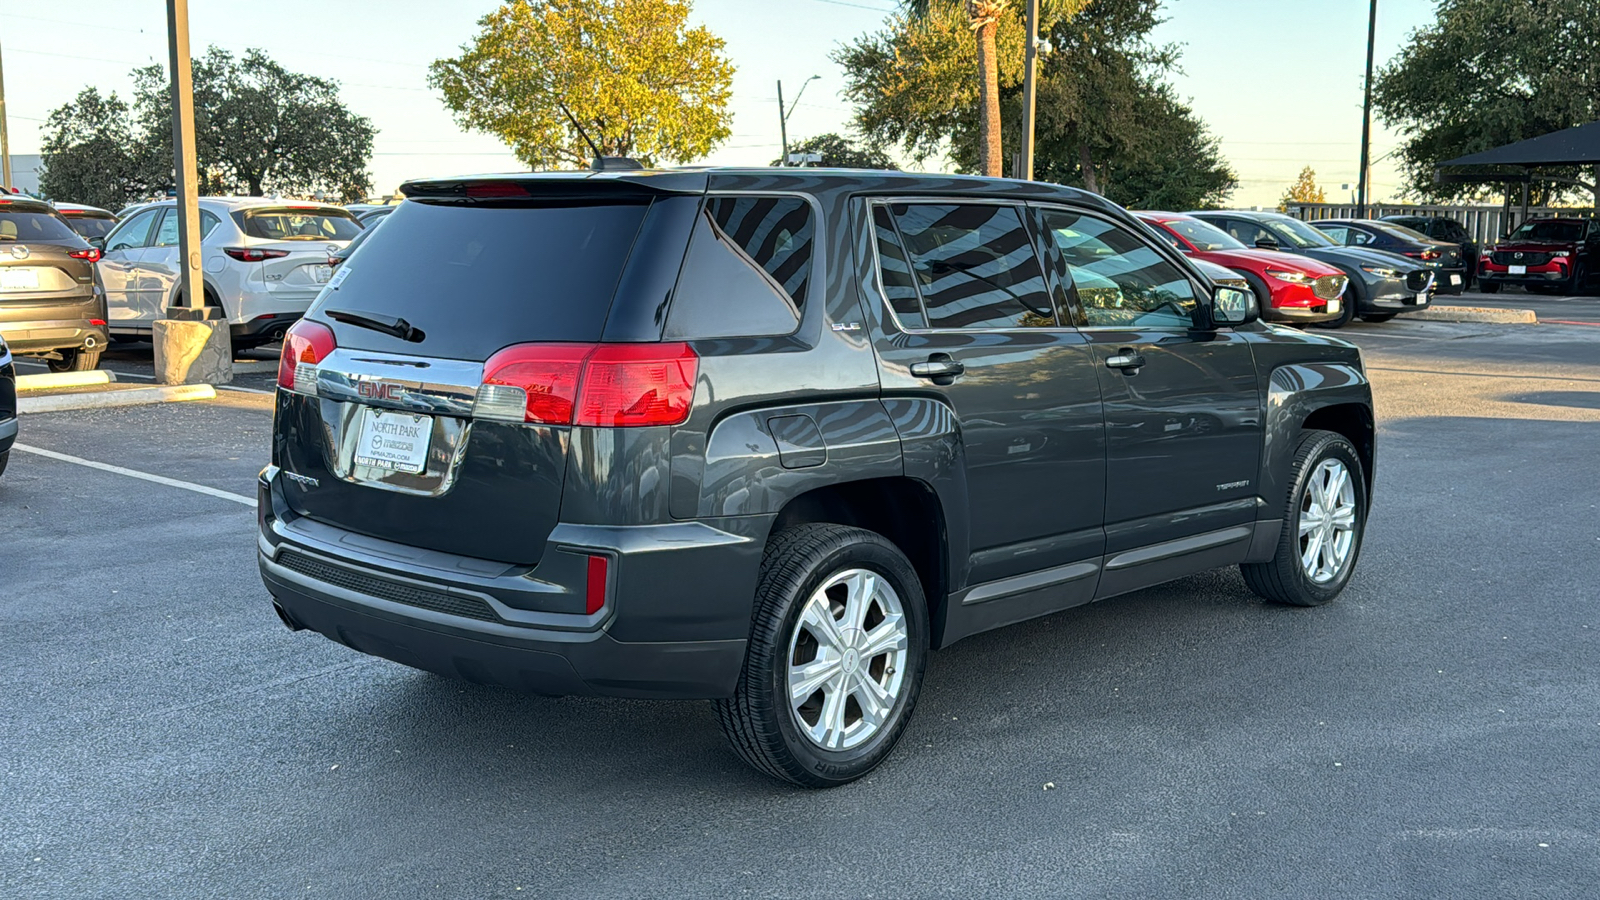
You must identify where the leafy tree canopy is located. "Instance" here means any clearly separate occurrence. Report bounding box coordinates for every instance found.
[38,88,149,211]
[1373,0,1600,204]
[770,133,899,169]
[837,0,1235,209]
[431,0,734,169]
[1280,166,1327,210]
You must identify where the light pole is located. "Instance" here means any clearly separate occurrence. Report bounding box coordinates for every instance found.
[1020,0,1039,181]
[1357,0,1377,218]
[777,75,819,165]
[0,36,12,191]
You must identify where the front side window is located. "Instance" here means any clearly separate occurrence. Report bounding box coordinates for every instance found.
[1264,217,1337,249]
[1161,217,1245,252]
[1317,224,1350,245]
[885,202,1054,329]
[1040,209,1198,329]
[151,208,222,247]
[106,208,160,252]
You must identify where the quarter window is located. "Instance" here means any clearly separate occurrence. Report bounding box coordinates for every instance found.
[665,196,814,340]
[871,205,926,329]
[885,202,1054,329]
[1039,209,1199,329]
[706,196,814,312]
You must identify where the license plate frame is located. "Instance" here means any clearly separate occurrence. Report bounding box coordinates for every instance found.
[1,268,40,291]
[1449,273,1461,285]
[310,264,334,284]
[1508,264,1526,275]
[352,407,433,475]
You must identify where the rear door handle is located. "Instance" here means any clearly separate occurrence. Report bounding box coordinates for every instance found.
[1105,350,1146,371]
[910,355,965,380]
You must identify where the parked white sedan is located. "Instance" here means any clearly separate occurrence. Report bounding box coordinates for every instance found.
[96,197,361,348]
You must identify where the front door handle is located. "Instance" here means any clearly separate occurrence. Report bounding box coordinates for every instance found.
[910,354,965,382]
[1105,350,1146,372]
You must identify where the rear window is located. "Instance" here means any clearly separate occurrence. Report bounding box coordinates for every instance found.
[234,207,361,241]
[0,205,81,243]
[65,215,116,240]
[312,200,650,360]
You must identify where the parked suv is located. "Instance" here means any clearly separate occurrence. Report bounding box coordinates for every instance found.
[1478,217,1599,295]
[0,334,16,478]
[1382,215,1480,285]
[258,169,1376,786]
[0,195,107,371]
[1310,219,1467,294]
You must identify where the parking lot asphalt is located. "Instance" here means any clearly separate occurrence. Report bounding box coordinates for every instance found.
[3,319,1598,899]
[1438,288,1600,325]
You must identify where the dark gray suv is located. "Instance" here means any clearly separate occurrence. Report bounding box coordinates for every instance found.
[258,168,1375,786]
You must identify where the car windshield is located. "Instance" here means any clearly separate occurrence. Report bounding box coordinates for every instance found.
[1162,217,1245,251]
[0,204,82,242]
[1510,220,1585,242]
[1264,217,1336,249]
[234,207,361,241]
[65,215,116,240]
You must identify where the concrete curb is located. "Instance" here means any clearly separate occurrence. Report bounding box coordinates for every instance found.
[231,360,279,375]
[1414,306,1538,324]
[18,384,217,413]
[16,370,119,391]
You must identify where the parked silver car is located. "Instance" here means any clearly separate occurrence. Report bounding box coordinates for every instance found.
[97,197,362,348]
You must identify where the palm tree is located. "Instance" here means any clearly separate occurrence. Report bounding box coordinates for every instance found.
[905,0,1007,178]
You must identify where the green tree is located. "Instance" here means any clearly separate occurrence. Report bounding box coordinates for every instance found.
[1279,166,1327,210]
[132,48,375,200]
[37,88,153,210]
[430,0,734,169]
[770,133,899,169]
[1373,0,1600,204]
[839,0,1234,208]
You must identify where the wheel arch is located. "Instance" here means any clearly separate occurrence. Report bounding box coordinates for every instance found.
[1262,363,1375,518]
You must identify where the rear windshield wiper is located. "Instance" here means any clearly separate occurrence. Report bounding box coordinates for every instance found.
[326,309,425,343]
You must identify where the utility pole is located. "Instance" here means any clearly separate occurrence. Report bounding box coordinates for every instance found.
[777,80,787,165]
[1356,0,1377,218]
[153,0,231,385]
[0,36,12,191]
[1020,0,1039,181]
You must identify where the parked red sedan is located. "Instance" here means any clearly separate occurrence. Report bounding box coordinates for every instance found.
[1136,212,1348,324]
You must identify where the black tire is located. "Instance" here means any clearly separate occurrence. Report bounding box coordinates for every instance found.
[714,523,929,788]
[0,450,8,478]
[1359,313,1397,323]
[1479,281,1500,294]
[47,348,102,373]
[1241,429,1368,607]
[1239,271,1277,322]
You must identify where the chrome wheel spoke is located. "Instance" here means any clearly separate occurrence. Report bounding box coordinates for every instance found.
[1329,507,1357,530]
[1302,529,1324,573]
[815,678,849,749]
[860,617,907,658]
[786,567,909,752]
[1298,512,1321,536]
[789,657,842,703]
[842,570,876,631]
[851,674,893,728]
[799,594,846,652]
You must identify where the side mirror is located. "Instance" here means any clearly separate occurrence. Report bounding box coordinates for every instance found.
[88,236,106,251]
[1253,235,1280,250]
[1210,285,1258,327]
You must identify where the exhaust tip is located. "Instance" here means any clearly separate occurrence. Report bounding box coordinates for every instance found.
[83,335,99,349]
[272,602,305,632]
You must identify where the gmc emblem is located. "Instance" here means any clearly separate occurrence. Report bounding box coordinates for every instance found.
[357,381,404,401]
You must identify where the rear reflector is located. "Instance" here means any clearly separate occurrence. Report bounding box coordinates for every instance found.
[475,342,698,428]
[585,555,609,615]
[277,319,337,393]
[225,247,291,262]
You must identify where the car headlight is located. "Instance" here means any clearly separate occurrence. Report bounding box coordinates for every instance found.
[1264,269,1312,284]
[1361,265,1400,278]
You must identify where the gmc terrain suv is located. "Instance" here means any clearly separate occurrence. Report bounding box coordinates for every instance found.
[259,168,1375,787]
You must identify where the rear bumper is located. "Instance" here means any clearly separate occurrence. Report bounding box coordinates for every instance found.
[0,416,16,456]
[256,466,765,699]
[0,318,108,355]
[229,313,300,343]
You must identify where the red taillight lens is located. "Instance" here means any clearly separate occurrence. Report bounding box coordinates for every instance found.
[575,343,699,427]
[225,247,291,262]
[1421,249,1440,260]
[69,247,102,262]
[277,320,337,391]
[474,342,699,428]
[585,555,609,615]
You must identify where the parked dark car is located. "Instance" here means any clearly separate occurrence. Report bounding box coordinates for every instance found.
[259,167,1376,786]
[356,206,395,228]
[0,195,107,371]
[1478,217,1600,295]
[1188,210,1434,325]
[1310,218,1467,295]
[53,203,119,244]
[1382,215,1480,284]
[0,334,15,478]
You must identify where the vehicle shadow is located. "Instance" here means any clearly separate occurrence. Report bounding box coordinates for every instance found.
[1498,389,1600,411]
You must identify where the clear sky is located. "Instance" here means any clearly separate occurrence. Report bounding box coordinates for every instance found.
[0,0,1440,207]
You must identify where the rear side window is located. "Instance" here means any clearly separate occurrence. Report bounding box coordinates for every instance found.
[0,205,81,243]
[313,200,649,360]
[234,207,361,241]
[666,196,811,339]
[885,202,1054,329]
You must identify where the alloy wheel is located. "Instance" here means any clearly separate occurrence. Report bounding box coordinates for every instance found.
[786,567,909,751]
[1299,458,1358,584]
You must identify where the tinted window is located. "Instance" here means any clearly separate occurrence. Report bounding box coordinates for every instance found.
[1160,217,1245,251]
[0,205,81,243]
[1510,220,1585,242]
[65,215,116,240]
[106,208,160,252]
[871,204,926,329]
[705,196,813,312]
[667,202,802,339]
[1208,217,1269,247]
[235,207,361,241]
[313,200,649,360]
[889,203,1054,329]
[151,208,222,247]
[1315,224,1349,244]
[1041,209,1198,329]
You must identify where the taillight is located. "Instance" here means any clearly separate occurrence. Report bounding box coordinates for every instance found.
[473,342,699,428]
[225,247,291,262]
[1420,249,1440,261]
[585,555,609,615]
[69,247,102,262]
[277,319,336,393]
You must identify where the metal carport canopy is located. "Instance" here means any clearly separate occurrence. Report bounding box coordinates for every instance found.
[1442,120,1600,167]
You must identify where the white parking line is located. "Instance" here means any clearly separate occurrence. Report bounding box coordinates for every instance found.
[11,444,255,507]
